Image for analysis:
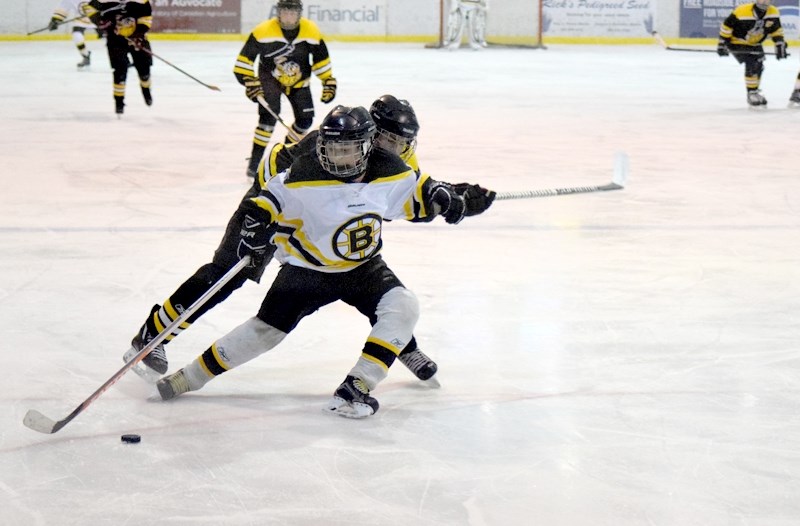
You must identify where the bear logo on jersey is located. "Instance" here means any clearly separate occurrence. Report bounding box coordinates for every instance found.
[272,56,302,87]
[333,214,382,261]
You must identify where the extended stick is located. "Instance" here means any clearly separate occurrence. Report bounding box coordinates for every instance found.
[23,256,251,434]
[651,31,779,56]
[27,4,125,35]
[134,43,221,91]
[257,95,302,142]
[495,152,628,201]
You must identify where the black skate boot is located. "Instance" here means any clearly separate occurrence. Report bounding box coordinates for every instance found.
[115,96,125,116]
[398,346,440,387]
[77,51,90,69]
[325,375,379,418]
[747,89,767,109]
[123,305,168,383]
[142,87,152,106]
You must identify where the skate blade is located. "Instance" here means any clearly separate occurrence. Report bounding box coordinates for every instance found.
[747,105,768,111]
[123,349,163,385]
[788,102,800,109]
[323,396,375,419]
[422,375,441,389]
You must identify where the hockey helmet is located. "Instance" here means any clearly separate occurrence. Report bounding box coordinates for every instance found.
[276,0,302,29]
[316,106,377,178]
[754,0,771,11]
[369,95,419,160]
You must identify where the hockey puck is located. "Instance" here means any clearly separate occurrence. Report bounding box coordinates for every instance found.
[121,434,141,444]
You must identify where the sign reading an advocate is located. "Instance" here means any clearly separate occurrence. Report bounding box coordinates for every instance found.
[151,0,241,33]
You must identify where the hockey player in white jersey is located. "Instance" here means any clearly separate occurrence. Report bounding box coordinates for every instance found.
[47,0,95,68]
[156,105,494,418]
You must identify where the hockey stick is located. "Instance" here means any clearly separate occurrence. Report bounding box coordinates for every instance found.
[131,42,221,91]
[27,5,125,35]
[256,95,302,142]
[495,152,628,201]
[22,256,252,435]
[651,31,780,56]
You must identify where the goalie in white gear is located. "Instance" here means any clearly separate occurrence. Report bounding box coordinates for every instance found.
[443,0,488,50]
[155,105,493,418]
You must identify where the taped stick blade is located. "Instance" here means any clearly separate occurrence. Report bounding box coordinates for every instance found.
[613,152,629,187]
[23,409,59,434]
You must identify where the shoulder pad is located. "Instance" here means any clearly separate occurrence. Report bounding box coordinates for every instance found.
[296,18,322,43]
[253,18,285,40]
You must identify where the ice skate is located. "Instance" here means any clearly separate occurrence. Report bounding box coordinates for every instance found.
[77,51,90,69]
[142,87,153,106]
[398,347,440,387]
[115,96,125,118]
[325,376,379,418]
[788,89,800,109]
[157,369,193,400]
[123,308,168,383]
[747,90,767,109]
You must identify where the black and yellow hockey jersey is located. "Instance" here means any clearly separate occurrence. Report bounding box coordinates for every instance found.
[233,18,333,89]
[84,0,152,38]
[720,3,784,46]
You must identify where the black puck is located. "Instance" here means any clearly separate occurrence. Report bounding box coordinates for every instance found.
[121,434,141,444]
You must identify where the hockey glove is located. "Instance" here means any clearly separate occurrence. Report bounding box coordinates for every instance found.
[717,38,730,57]
[429,182,466,224]
[243,77,264,102]
[237,213,270,267]
[321,77,337,103]
[775,40,788,60]
[128,35,145,50]
[453,183,496,217]
[115,17,136,38]
[48,18,60,31]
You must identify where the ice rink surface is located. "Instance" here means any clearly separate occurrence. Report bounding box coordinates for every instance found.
[1,39,800,525]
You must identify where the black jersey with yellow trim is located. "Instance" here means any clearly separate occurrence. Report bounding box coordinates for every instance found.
[720,3,784,46]
[86,0,152,34]
[233,18,333,89]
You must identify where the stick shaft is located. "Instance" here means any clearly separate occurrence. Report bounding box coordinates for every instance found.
[136,44,221,91]
[496,182,622,201]
[257,96,302,142]
[23,256,251,434]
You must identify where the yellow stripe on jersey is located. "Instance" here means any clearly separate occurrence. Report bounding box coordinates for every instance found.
[252,195,280,218]
[415,172,432,218]
[284,179,346,189]
[53,9,68,21]
[233,55,256,77]
[252,18,287,42]
[137,15,153,28]
[312,57,332,79]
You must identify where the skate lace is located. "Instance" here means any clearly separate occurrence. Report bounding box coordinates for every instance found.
[398,349,429,374]
[168,371,191,395]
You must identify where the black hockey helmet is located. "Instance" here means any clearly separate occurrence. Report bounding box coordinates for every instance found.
[369,95,419,159]
[276,0,302,29]
[316,106,377,178]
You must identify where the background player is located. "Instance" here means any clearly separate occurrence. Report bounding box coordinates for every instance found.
[234,0,337,179]
[47,0,95,69]
[717,0,787,108]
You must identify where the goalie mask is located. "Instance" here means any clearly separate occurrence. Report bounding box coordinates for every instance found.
[316,106,377,178]
[276,0,302,30]
[369,95,420,162]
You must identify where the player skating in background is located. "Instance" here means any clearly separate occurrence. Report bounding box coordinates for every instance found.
[789,70,800,107]
[83,0,153,115]
[47,0,96,69]
[717,0,787,108]
[235,0,337,179]
[443,0,488,51]
[155,105,494,418]
[123,94,495,387]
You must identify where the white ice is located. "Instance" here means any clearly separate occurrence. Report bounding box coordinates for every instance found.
[1,40,800,525]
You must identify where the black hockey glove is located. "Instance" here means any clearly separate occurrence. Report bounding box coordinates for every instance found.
[429,182,466,224]
[48,18,60,31]
[237,213,270,267]
[453,183,496,217]
[775,40,788,60]
[244,77,264,102]
[128,34,145,50]
[717,38,730,57]
[321,77,337,103]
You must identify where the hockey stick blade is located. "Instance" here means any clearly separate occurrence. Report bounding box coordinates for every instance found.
[495,153,629,201]
[22,256,251,434]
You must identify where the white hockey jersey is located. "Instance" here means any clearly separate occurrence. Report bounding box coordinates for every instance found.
[52,0,93,28]
[251,149,433,273]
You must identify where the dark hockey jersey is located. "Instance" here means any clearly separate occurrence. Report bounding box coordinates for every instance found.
[233,18,333,89]
[720,3,784,46]
[84,0,152,39]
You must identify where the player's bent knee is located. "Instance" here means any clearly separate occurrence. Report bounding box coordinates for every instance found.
[376,287,420,328]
